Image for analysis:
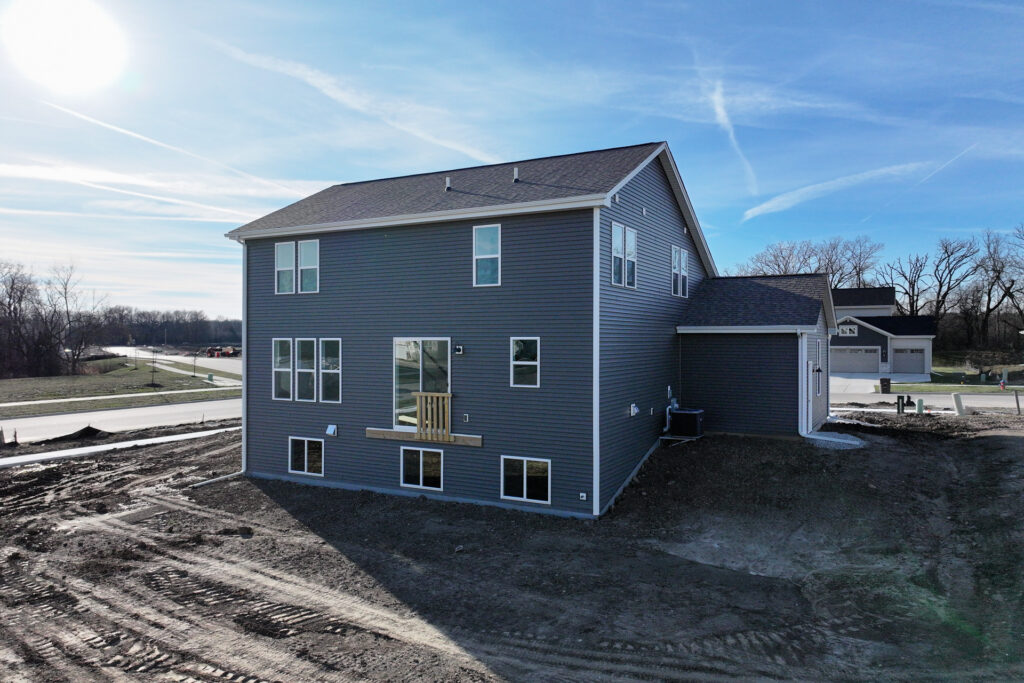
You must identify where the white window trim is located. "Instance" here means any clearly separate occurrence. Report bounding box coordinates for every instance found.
[392,337,452,431]
[611,221,624,286]
[839,324,858,337]
[399,446,444,491]
[272,338,292,401]
[500,455,551,505]
[509,336,540,388]
[275,241,295,295]
[294,337,317,403]
[671,245,689,298]
[472,224,501,287]
[319,338,342,403]
[297,239,320,294]
[625,227,637,289]
[815,339,822,396]
[287,436,325,477]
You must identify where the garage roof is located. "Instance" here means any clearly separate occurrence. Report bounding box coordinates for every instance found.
[843,315,936,336]
[831,287,895,307]
[677,274,835,331]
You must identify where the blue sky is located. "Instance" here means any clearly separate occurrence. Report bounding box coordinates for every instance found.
[1,0,1021,317]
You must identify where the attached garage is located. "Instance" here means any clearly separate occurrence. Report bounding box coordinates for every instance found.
[893,347,926,373]
[830,347,879,373]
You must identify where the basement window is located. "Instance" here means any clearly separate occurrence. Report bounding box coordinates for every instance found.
[401,447,443,490]
[289,437,324,476]
[501,456,550,504]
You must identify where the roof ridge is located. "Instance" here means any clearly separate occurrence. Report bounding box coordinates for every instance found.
[713,273,826,280]
[326,142,664,189]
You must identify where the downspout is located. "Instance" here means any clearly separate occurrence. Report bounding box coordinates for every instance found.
[797,332,809,436]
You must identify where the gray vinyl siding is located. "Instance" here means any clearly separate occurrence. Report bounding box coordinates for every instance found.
[807,311,829,430]
[677,334,798,434]
[830,323,888,361]
[245,209,594,516]
[598,160,708,508]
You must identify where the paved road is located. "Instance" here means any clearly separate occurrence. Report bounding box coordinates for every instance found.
[0,399,241,443]
[832,391,1021,410]
[106,346,243,376]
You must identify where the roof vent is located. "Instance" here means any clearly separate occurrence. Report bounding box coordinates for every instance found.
[513,167,519,183]
[445,176,452,192]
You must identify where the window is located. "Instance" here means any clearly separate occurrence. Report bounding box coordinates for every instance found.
[295,338,316,402]
[671,246,688,297]
[510,337,540,387]
[320,338,341,403]
[272,338,292,400]
[394,338,450,429]
[815,339,822,396]
[297,240,319,293]
[401,447,443,490]
[473,225,501,286]
[501,456,550,504]
[839,324,858,337]
[289,437,324,476]
[611,223,637,288]
[275,242,295,294]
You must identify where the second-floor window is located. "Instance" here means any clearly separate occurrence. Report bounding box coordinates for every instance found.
[473,224,500,286]
[672,246,688,297]
[611,223,637,288]
[298,240,319,293]
[275,242,294,294]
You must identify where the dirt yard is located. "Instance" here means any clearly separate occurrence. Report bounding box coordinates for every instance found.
[2,414,1022,680]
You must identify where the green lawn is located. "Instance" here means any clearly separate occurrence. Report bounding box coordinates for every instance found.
[0,388,241,418]
[0,361,215,403]
[152,358,243,381]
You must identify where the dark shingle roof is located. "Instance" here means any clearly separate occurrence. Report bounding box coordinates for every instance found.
[229,142,663,237]
[679,274,830,327]
[848,316,936,336]
[832,287,895,307]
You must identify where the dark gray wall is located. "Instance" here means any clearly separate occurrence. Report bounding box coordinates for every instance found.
[677,334,798,435]
[831,321,887,361]
[245,209,595,516]
[598,159,708,508]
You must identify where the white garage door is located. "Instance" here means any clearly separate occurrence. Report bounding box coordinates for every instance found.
[830,347,879,373]
[893,348,925,373]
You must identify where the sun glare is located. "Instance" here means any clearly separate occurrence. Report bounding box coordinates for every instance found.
[1,0,127,95]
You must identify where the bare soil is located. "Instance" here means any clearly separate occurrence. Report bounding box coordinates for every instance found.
[1,416,1022,680]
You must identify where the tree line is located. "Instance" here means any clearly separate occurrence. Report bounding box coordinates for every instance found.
[0,261,240,379]
[732,226,1024,352]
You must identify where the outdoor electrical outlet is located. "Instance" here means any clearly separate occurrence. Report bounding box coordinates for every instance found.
[630,403,640,416]
[579,492,587,501]
[463,413,469,423]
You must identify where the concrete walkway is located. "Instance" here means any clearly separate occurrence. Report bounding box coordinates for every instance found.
[1,398,241,443]
[148,362,241,386]
[832,391,1021,411]
[0,385,239,408]
[0,426,240,469]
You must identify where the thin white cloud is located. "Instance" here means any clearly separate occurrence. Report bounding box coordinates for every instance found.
[211,40,501,165]
[0,206,239,223]
[43,102,307,197]
[72,180,259,219]
[707,80,758,195]
[913,143,977,186]
[0,162,163,188]
[743,162,926,221]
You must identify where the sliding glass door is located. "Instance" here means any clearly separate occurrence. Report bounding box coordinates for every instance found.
[394,338,450,429]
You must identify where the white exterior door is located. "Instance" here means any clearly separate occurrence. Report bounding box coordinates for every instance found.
[830,347,879,373]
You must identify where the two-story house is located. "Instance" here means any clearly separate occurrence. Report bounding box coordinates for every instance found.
[227,142,835,518]
[829,287,936,375]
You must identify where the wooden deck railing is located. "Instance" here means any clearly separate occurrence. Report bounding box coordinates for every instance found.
[412,391,453,442]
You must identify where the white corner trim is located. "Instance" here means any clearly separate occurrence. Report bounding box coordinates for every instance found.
[798,333,808,436]
[226,194,608,242]
[241,242,247,473]
[676,325,815,334]
[592,206,601,517]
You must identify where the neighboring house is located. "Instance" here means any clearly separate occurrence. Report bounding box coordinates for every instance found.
[227,142,835,518]
[829,287,936,374]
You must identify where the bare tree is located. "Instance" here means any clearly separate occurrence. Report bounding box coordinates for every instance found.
[880,254,931,315]
[735,240,817,276]
[974,230,1016,347]
[43,264,106,375]
[812,237,854,288]
[843,236,884,287]
[930,238,979,323]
